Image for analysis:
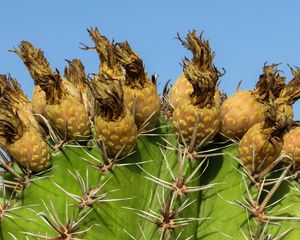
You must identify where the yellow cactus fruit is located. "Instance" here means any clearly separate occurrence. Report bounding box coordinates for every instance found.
[11,41,82,116]
[0,101,50,172]
[86,27,126,121]
[169,74,192,110]
[0,100,23,147]
[173,102,219,145]
[113,41,161,130]
[86,28,160,130]
[64,59,92,116]
[0,74,41,132]
[238,106,286,175]
[8,126,51,172]
[172,31,222,147]
[220,63,286,140]
[86,74,137,158]
[12,41,91,141]
[238,123,282,175]
[86,28,137,157]
[282,126,300,168]
[274,66,300,127]
[87,28,124,81]
[220,90,266,140]
[44,96,91,139]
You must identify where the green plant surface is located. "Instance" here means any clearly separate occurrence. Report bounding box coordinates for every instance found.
[2,121,300,240]
[1,120,178,239]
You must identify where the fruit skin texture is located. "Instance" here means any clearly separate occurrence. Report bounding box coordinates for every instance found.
[124,81,161,129]
[238,122,282,173]
[169,74,192,110]
[282,127,300,167]
[220,90,266,139]
[7,126,50,172]
[32,85,47,116]
[94,109,137,157]
[44,96,91,140]
[31,78,83,116]
[172,102,219,146]
[16,103,42,133]
[169,74,221,111]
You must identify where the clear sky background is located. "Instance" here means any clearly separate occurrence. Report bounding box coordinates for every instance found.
[1,1,300,118]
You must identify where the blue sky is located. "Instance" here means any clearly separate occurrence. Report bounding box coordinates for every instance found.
[1,1,300,118]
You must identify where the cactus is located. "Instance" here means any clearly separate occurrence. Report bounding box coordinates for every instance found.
[1,29,300,240]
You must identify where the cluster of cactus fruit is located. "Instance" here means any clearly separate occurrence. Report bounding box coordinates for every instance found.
[1,28,300,239]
